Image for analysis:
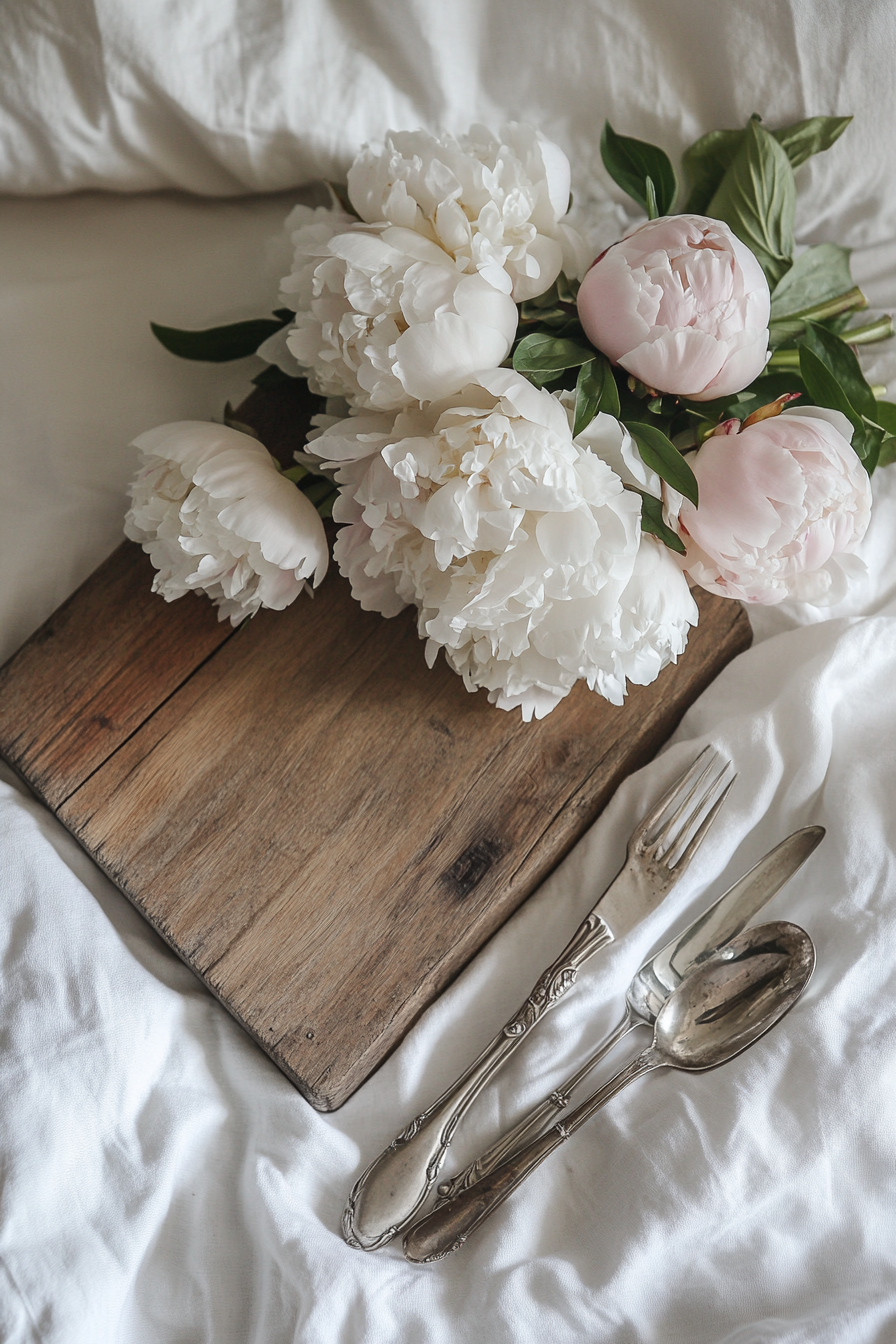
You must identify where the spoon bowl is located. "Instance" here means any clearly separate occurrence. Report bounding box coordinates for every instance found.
[655,920,815,1072]
[403,919,816,1263]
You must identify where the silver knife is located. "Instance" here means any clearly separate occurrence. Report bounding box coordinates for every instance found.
[433,823,825,1206]
[342,747,735,1251]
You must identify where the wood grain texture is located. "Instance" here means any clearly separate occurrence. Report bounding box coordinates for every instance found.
[0,380,753,1110]
[0,541,233,809]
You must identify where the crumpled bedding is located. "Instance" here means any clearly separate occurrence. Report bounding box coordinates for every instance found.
[3,4,896,1340]
[2,0,896,248]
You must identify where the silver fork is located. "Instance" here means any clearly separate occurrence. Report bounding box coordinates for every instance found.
[435,822,822,1205]
[342,746,734,1252]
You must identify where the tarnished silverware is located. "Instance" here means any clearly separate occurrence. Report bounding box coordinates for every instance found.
[403,920,816,1262]
[342,746,734,1251]
[435,824,823,1205]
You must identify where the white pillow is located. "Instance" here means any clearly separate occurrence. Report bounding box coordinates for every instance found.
[1,0,894,249]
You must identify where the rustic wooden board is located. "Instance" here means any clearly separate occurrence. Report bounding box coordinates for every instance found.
[0,383,752,1110]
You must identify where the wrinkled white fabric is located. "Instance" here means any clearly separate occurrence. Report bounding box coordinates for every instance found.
[2,0,896,255]
[3,5,896,1339]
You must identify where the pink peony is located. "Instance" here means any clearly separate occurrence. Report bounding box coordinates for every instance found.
[576,214,770,400]
[678,407,872,605]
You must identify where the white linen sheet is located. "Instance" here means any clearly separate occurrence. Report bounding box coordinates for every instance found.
[3,3,896,1339]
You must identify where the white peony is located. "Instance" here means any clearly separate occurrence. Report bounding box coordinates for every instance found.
[267,203,518,411]
[125,421,328,625]
[309,370,696,717]
[572,409,663,496]
[611,533,699,689]
[346,122,586,300]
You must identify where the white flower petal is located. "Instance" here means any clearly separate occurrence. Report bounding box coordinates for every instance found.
[317,378,692,716]
[125,422,329,624]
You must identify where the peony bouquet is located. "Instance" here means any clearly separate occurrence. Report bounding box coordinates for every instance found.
[128,115,894,719]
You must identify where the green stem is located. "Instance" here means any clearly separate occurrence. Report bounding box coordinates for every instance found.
[767,349,801,369]
[783,286,867,324]
[842,315,894,345]
[768,314,896,371]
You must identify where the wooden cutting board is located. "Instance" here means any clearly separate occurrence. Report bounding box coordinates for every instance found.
[0,380,752,1110]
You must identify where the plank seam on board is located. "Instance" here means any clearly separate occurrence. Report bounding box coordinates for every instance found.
[197,650,533,984]
[56,625,240,812]
[166,626,449,981]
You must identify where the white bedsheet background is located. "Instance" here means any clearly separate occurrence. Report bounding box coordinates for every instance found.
[3,2,896,1340]
[3,0,896,250]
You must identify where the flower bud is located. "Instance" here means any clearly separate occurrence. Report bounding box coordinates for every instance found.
[577,214,771,401]
[679,407,872,605]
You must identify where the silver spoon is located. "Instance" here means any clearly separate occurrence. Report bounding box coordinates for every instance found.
[403,919,815,1263]
[435,827,823,1206]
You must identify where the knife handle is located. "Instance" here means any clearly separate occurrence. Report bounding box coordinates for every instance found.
[403,1048,659,1264]
[341,911,613,1251]
[434,1010,640,1205]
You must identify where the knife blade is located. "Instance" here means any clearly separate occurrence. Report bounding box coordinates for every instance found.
[430,823,825,1210]
[628,824,825,1020]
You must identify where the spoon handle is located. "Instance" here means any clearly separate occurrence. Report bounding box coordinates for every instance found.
[403,1047,662,1263]
[434,1009,642,1206]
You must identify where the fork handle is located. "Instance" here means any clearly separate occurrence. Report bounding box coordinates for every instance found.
[403,1048,661,1263]
[435,1009,642,1204]
[341,910,614,1251]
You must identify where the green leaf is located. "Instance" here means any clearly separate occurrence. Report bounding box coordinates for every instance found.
[519,301,565,327]
[683,115,850,215]
[863,437,882,475]
[573,357,619,436]
[798,345,859,423]
[798,345,883,465]
[519,275,580,324]
[801,321,877,418]
[770,244,855,319]
[300,476,339,507]
[872,399,896,438]
[555,271,580,304]
[707,119,796,288]
[151,312,293,362]
[251,363,296,387]
[637,491,686,554]
[513,332,594,387]
[281,464,310,483]
[645,176,659,220]
[682,129,746,214]
[316,491,337,520]
[768,317,810,348]
[875,402,896,467]
[600,122,677,216]
[625,421,699,505]
[773,115,852,169]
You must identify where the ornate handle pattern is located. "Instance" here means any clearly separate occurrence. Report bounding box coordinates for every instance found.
[341,911,613,1250]
[435,1010,639,1204]
[403,1048,660,1263]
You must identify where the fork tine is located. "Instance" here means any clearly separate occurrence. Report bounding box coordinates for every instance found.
[637,745,718,845]
[654,754,731,859]
[665,767,736,871]
[649,750,724,852]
